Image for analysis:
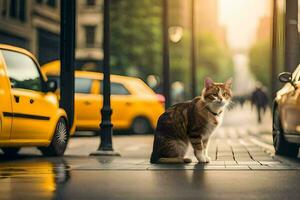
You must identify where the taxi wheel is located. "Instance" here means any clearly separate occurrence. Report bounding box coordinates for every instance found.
[1,147,20,156]
[273,106,299,157]
[40,118,69,157]
[131,117,152,135]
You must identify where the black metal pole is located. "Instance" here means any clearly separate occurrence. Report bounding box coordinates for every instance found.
[162,0,171,108]
[191,0,196,98]
[285,0,299,72]
[271,0,278,98]
[90,0,119,156]
[60,0,76,128]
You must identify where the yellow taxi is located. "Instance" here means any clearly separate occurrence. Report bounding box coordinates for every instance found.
[0,44,70,156]
[41,60,165,134]
[273,64,300,157]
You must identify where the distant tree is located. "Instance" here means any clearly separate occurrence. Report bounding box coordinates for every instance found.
[110,0,162,80]
[248,39,271,89]
[110,1,233,99]
[195,33,234,93]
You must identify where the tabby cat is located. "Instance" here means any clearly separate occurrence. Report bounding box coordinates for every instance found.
[150,77,232,164]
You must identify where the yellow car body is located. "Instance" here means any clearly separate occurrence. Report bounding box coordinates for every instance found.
[0,44,71,156]
[275,65,300,134]
[273,64,300,157]
[41,60,165,134]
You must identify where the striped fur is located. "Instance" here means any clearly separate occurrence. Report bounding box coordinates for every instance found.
[150,77,232,164]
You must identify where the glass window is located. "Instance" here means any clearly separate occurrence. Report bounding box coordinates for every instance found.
[2,50,43,91]
[111,83,130,95]
[19,0,26,22]
[9,0,17,18]
[100,81,130,95]
[1,0,8,17]
[46,76,93,94]
[46,0,57,7]
[86,0,96,6]
[75,78,92,94]
[84,25,96,47]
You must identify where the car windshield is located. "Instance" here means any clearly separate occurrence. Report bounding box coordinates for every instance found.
[292,65,300,81]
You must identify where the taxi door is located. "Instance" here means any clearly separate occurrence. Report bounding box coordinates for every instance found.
[109,82,134,129]
[0,51,12,140]
[2,49,56,140]
[75,78,101,130]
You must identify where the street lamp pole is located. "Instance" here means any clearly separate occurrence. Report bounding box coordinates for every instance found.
[271,0,278,98]
[285,0,299,72]
[90,0,119,156]
[190,0,196,98]
[60,0,76,128]
[162,0,171,108]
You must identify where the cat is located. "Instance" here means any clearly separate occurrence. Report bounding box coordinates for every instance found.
[150,77,232,164]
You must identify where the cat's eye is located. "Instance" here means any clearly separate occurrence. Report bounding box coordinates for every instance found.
[223,93,228,97]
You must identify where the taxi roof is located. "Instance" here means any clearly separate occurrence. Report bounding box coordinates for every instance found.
[41,60,142,83]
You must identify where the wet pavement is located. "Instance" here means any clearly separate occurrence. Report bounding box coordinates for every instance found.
[1,128,300,200]
[1,106,300,199]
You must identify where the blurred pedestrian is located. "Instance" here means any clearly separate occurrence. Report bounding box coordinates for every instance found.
[171,81,185,104]
[147,75,162,94]
[250,83,269,123]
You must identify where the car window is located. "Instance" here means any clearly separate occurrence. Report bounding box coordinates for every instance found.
[100,81,130,95]
[2,50,43,91]
[46,76,92,94]
[75,78,92,94]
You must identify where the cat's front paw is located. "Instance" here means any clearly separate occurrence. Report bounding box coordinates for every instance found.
[196,154,209,163]
[205,155,211,163]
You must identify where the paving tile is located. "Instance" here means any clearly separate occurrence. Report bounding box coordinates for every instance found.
[217,152,233,156]
[233,153,251,157]
[225,165,250,170]
[236,161,261,165]
[252,156,274,161]
[248,165,297,170]
[224,161,238,165]
[209,160,225,165]
[216,157,235,161]
[258,161,282,165]
[217,155,234,159]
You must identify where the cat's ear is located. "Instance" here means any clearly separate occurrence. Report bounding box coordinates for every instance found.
[204,77,214,88]
[225,78,233,88]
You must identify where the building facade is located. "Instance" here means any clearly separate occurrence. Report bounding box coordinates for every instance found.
[76,0,103,70]
[0,0,103,69]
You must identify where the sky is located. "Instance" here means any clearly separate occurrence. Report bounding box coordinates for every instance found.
[218,0,271,50]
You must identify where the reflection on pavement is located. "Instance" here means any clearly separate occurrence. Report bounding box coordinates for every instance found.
[0,158,70,200]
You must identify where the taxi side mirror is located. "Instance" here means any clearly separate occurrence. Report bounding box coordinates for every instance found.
[278,72,292,83]
[46,80,58,92]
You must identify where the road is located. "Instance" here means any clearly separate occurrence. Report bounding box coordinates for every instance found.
[1,104,300,200]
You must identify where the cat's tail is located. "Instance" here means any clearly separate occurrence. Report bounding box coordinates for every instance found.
[150,153,159,164]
